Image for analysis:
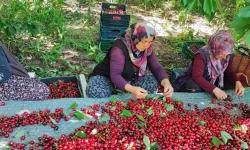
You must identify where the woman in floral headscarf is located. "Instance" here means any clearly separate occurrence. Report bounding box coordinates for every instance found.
[173,30,245,99]
[87,21,173,98]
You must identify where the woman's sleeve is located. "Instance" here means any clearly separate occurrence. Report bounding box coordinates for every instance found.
[0,46,11,83]
[192,54,216,93]
[110,46,129,91]
[147,51,168,83]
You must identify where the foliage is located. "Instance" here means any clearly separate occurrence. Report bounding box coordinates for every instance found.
[231,5,250,47]
[0,0,66,39]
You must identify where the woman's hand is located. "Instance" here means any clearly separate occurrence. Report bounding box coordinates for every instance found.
[125,84,148,99]
[161,78,174,98]
[235,81,245,96]
[213,87,227,100]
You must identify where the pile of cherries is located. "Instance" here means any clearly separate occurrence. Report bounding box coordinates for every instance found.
[2,95,250,150]
[47,81,81,99]
[103,8,126,14]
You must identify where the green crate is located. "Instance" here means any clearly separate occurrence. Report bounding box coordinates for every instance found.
[182,40,206,59]
[100,40,114,53]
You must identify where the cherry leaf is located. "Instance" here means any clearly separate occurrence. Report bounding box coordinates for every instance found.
[73,111,84,120]
[90,128,98,135]
[68,102,78,109]
[150,142,158,150]
[101,114,110,123]
[199,121,206,126]
[147,107,153,115]
[137,115,145,121]
[165,104,174,111]
[241,142,249,149]
[143,135,150,148]
[15,131,25,138]
[120,110,133,117]
[75,131,87,138]
[220,131,232,145]
[111,106,116,111]
[49,116,57,125]
[212,136,221,146]
[110,96,117,104]
[160,113,166,118]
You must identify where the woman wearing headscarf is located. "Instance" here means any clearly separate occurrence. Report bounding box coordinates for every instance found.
[0,41,50,100]
[173,30,245,99]
[87,21,173,98]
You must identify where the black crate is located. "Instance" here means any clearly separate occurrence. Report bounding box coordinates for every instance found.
[101,2,126,13]
[100,25,127,40]
[99,40,114,53]
[101,13,130,27]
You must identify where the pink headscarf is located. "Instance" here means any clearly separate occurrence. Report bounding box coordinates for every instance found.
[121,21,156,76]
[201,30,234,88]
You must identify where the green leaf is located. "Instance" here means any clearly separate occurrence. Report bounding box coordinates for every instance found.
[147,106,153,115]
[110,96,117,104]
[4,145,11,149]
[247,0,250,3]
[152,95,160,100]
[143,135,150,148]
[49,116,57,125]
[210,0,217,13]
[231,16,250,29]
[137,122,146,127]
[205,11,215,22]
[15,131,25,138]
[120,110,133,117]
[203,0,211,15]
[137,115,145,121]
[183,0,189,7]
[90,128,98,135]
[241,124,248,133]
[160,113,167,118]
[150,142,158,150]
[68,102,78,109]
[101,114,110,123]
[122,102,127,107]
[245,32,250,47]
[165,104,174,111]
[188,0,198,12]
[216,0,222,12]
[75,131,87,138]
[212,136,221,146]
[220,131,232,144]
[199,121,206,126]
[111,106,116,111]
[241,142,249,149]
[141,104,145,109]
[238,6,250,18]
[74,111,84,120]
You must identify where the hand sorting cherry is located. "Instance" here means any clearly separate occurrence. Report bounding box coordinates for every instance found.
[2,95,250,150]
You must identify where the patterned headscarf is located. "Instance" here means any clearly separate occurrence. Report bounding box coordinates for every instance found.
[199,30,234,88]
[121,21,156,76]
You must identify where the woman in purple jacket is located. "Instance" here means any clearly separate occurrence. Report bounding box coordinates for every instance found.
[0,41,50,100]
[87,21,173,99]
[173,30,245,100]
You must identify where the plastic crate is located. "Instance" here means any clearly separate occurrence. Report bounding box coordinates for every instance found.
[100,40,114,53]
[40,76,83,98]
[100,25,127,40]
[101,13,130,27]
[101,2,126,13]
[182,40,206,59]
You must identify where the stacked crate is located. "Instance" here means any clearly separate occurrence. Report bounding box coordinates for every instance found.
[100,2,130,53]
